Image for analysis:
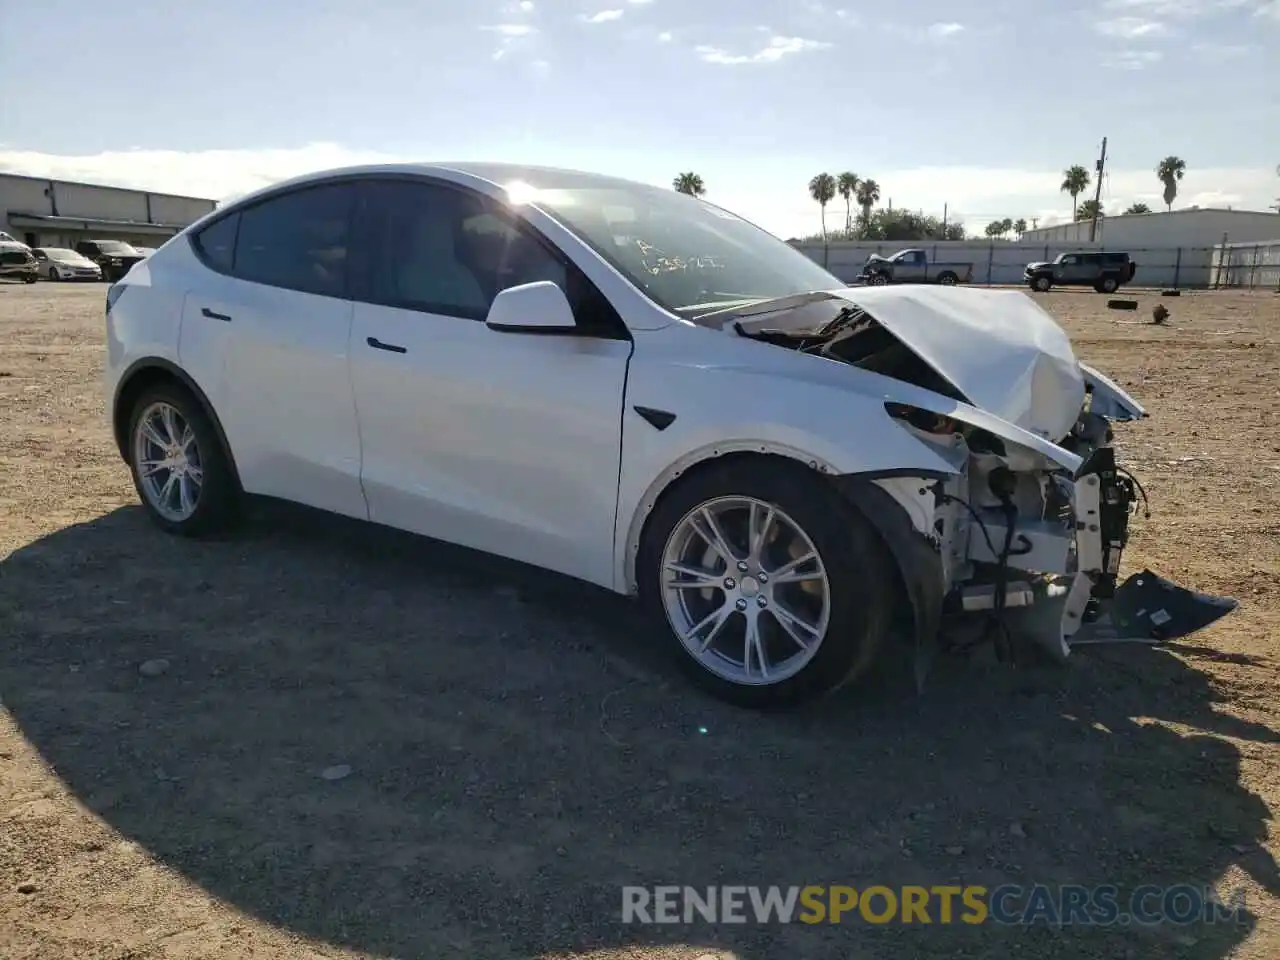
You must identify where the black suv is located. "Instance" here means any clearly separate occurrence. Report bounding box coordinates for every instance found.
[1024,251,1137,294]
[75,239,146,282]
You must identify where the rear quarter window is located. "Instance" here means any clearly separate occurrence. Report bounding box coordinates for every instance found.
[192,214,239,273]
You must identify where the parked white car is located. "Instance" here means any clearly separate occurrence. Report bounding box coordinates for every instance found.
[103,163,1236,707]
[32,247,103,281]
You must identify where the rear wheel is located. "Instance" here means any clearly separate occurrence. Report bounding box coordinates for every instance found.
[936,271,958,286]
[638,460,894,709]
[127,383,239,536]
[1097,276,1119,294]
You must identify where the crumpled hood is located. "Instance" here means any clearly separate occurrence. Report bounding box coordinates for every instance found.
[732,285,1087,442]
[831,286,1086,441]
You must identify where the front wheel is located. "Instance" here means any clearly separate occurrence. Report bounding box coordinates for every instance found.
[47,267,59,281]
[638,461,894,709]
[1031,275,1051,292]
[127,383,239,536]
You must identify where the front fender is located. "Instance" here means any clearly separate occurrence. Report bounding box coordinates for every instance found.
[613,336,967,593]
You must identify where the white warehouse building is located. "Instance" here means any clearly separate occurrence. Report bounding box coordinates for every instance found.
[1020,207,1280,248]
[0,173,217,250]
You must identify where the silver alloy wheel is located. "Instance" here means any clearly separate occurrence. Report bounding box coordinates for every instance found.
[133,401,203,522]
[660,496,831,686]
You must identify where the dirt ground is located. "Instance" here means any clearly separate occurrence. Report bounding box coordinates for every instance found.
[1,281,1277,960]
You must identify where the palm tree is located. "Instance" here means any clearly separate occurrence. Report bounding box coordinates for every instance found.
[855,179,881,237]
[1075,199,1104,222]
[1124,202,1153,215]
[1156,156,1186,212]
[672,172,706,197]
[836,172,859,234]
[999,218,1014,238]
[808,173,837,240]
[1060,165,1091,219]
[1013,217,1027,239]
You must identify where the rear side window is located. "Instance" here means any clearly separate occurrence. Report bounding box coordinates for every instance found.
[193,214,239,273]
[232,183,355,298]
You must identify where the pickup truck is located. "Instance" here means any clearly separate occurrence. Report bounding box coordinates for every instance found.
[855,248,974,286]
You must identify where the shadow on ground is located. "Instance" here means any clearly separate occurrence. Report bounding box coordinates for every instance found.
[2,504,1277,959]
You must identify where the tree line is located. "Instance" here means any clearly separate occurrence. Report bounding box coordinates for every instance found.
[673,154,1189,243]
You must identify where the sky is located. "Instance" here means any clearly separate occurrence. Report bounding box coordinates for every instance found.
[1,0,1278,238]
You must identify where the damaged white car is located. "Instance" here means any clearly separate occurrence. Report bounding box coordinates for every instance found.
[104,163,1237,708]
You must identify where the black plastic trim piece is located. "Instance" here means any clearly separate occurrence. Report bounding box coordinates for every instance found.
[486,323,580,336]
[201,307,232,322]
[633,406,676,431]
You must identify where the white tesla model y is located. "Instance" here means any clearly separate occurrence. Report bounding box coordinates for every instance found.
[103,163,1236,707]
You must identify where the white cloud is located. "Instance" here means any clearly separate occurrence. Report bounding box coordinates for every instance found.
[482,22,538,61]
[695,35,830,65]
[927,22,965,37]
[1105,48,1164,67]
[1256,0,1280,18]
[1094,16,1168,36]
[657,30,673,42]
[486,23,535,36]
[583,9,624,23]
[1103,0,1250,15]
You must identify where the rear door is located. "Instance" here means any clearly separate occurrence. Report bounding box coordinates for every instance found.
[177,181,367,519]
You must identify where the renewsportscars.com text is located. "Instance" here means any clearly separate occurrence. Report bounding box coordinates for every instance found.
[621,884,1247,927]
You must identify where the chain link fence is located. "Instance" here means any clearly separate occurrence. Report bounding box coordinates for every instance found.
[1209,240,1280,291]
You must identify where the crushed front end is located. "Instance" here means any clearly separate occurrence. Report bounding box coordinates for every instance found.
[880,388,1238,668]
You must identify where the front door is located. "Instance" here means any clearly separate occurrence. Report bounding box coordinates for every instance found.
[346,178,631,588]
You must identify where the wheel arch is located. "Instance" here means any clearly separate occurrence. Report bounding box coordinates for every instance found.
[112,358,242,491]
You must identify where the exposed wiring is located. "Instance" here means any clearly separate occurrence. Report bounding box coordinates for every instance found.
[937,491,998,559]
[1116,465,1151,518]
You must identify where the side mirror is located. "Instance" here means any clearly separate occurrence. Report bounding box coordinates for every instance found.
[485,281,578,335]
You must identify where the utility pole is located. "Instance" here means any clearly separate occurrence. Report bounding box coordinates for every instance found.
[1031,217,1039,230]
[941,202,948,237]
[1089,136,1107,243]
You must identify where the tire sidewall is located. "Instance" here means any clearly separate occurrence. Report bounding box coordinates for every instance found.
[637,461,894,709]
[1033,276,1051,292]
[126,384,237,536]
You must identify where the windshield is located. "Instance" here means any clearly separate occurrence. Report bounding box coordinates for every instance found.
[469,168,843,324]
[94,241,138,255]
[40,248,79,261]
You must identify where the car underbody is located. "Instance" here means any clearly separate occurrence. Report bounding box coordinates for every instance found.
[720,286,1237,679]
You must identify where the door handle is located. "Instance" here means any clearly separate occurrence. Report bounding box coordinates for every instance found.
[201,307,232,322]
[366,336,407,354]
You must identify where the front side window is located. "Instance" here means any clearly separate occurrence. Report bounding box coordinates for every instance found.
[362,180,567,320]
[233,183,353,298]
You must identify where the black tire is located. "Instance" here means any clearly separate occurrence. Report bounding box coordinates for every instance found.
[47,267,59,281]
[126,381,239,536]
[23,272,37,284]
[637,459,895,709]
[936,271,958,286]
[1031,275,1051,292]
[1098,276,1119,294]
[870,273,889,286]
